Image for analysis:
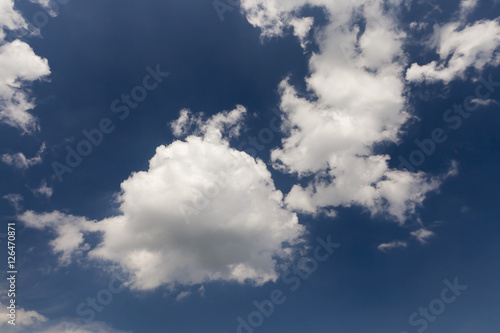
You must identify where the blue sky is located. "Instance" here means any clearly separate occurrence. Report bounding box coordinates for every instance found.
[0,0,499,332]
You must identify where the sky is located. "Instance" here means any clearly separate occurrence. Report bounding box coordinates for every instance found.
[0,0,499,332]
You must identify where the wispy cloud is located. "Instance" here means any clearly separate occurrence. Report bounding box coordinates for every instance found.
[1,143,46,170]
[411,228,436,244]
[377,241,408,253]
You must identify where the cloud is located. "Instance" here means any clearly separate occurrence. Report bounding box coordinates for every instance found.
[176,291,192,301]
[459,0,478,19]
[18,107,305,290]
[198,285,205,297]
[377,240,408,253]
[0,304,129,333]
[0,0,28,40]
[470,98,498,107]
[240,0,456,222]
[409,21,428,32]
[32,179,53,198]
[406,18,500,84]
[3,193,23,211]
[171,105,246,140]
[0,302,48,328]
[1,142,46,169]
[0,282,127,333]
[411,228,435,244]
[29,0,59,16]
[0,1,51,133]
[17,210,93,266]
[39,321,131,333]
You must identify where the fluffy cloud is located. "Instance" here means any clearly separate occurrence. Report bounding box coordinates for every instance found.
[241,0,456,222]
[0,1,51,133]
[0,0,27,40]
[406,4,500,84]
[18,107,305,290]
[1,142,45,169]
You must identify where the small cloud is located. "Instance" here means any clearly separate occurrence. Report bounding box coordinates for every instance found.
[459,0,478,19]
[32,180,53,198]
[323,209,337,218]
[198,285,205,297]
[377,241,408,253]
[176,291,192,302]
[170,106,246,140]
[3,193,23,211]
[409,21,428,31]
[470,98,498,107]
[1,143,46,170]
[460,205,470,213]
[29,0,59,16]
[411,228,435,244]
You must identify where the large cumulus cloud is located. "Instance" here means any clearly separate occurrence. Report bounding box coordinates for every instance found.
[18,106,305,290]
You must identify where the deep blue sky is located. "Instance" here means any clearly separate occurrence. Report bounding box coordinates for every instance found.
[1,0,499,332]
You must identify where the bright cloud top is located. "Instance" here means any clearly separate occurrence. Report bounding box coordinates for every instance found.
[19,106,305,290]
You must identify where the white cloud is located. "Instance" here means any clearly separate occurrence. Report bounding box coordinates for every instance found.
[0,1,51,133]
[171,105,246,140]
[0,285,127,333]
[459,0,478,19]
[289,16,314,48]
[0,306,129,333]
[1,142,46,169]
[3,193,23,211]
[29,0,58,16]
[377,240,408,252]
[0,40,50,133]
[32,179,53,198]
[409,21,428,31]
[18,107,305,290]
[17,210,93,266]
[240,0,456,222]
[0,0,28,40]
[406,18,500,83]
[0,302,47,328]
[470,98,498,106]
[176,291,192,301]
[38,321,131,333]
[411,228,435,244]
[198,285,205,297]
